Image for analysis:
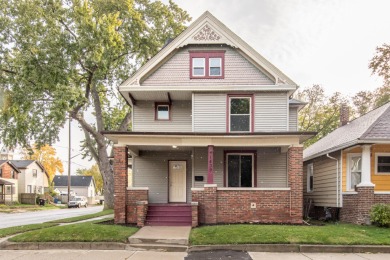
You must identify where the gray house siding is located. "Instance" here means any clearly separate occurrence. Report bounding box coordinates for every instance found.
[142,46,274,86]
[254,92,288,132]
[289,107,298,131]
[193,147,288,188]
[193,94,226,132]
[133,151,192,204]
[133,101,192,132]
[303,152,341,208]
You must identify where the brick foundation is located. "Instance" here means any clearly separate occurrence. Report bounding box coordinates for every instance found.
[340,188,390,224]
[136,201,148,227]
[113,146,128,224]
[191,202,199,227]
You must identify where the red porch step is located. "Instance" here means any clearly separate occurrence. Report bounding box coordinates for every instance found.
[145,204,192,226]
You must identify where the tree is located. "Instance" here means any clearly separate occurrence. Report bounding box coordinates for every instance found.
[23,144,64,181]
[76,164,103,194]
[0,0,191,208]
[296,85,347,147]
[369,43,390,108]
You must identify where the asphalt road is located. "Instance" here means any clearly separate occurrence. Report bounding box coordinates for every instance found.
[0,205,104,228]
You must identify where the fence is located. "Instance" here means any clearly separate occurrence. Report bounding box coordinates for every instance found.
[20,193,37,205]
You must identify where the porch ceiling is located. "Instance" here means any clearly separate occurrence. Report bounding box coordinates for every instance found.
[104,131,315,149]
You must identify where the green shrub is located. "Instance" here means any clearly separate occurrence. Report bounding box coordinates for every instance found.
[370,203,390,227]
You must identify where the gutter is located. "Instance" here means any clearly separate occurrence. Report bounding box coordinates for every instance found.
[326,154,339,208]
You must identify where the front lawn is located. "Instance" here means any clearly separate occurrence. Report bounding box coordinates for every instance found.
[0,223,58,238]
[190,223,390,245]
[10,219,138,243]
[0,203,63,213]
[47,209,113,223]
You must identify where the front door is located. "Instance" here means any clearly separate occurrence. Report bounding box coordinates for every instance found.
[169,161,186,203]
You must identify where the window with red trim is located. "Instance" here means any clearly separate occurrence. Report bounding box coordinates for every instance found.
[190,51,225,79]
[155,103,170,120]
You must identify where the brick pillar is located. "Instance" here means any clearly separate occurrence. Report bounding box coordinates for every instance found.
[191,202,199,227]
[207,145,214,184]
[204,184,217,224]
[114,146,128,224]
[356,186,375,224]
[288,146,303,223]
[136,201,148,227]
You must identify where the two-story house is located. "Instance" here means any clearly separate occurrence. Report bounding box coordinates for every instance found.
[0,160,20,203]
[104,11,315,227]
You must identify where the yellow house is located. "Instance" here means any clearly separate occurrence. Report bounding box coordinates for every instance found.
[303,102,390,224]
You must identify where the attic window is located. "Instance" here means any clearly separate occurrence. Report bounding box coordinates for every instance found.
[190,51,225,79]
[155,102,170,120]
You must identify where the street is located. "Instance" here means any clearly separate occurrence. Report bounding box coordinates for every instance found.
[0,205,104,228]
[1,250,390,260]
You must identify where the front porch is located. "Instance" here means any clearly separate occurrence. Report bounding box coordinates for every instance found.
[108,132,308,227]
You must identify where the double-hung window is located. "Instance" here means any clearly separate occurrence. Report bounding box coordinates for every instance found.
[228,96,252,132]
[307,163,314,192]
[190,51,224,78]
[347,154,362,190]
[376,153,390,174]
[155,103,170,120]
[226,153,254,187]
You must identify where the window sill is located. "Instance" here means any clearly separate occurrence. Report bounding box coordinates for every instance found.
[218,187,290,191]
[342,191,358,195]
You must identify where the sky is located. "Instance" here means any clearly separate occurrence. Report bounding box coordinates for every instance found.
[13,0,390,174]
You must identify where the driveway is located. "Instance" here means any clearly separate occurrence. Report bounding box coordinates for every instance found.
[0,205,104,228]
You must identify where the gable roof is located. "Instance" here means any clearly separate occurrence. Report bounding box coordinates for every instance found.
[0,160,21,173]
[304,102,390,161]
[120,11,298,100]
[10,160,45,171]
[52,175,94,187]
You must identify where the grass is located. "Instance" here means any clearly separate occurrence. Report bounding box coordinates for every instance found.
[10,219,138,243]
[190,223,390,245]
[0,203,63,213]
[0,223,58,238]
[47,209,113,223]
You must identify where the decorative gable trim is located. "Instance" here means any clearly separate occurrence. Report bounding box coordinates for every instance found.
[120,11,297,90]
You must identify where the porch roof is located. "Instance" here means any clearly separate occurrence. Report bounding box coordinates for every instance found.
[103,131,315,155]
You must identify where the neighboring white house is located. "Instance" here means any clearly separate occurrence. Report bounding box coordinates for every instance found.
[52,175,96,204]
[10,160,49,196]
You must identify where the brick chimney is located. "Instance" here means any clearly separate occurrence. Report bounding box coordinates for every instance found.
[340,104,349,126]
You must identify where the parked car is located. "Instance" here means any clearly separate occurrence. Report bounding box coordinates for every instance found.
[68,196,88,208]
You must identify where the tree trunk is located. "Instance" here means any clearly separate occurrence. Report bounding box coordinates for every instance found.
[97,143,114,209]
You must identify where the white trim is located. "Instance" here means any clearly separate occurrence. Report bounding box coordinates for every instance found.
[306,163,314,193]
[342,191,358,195]
[122,85,296,93]
[204,184,217,188]
[375,153,390,175]
[217,187,290,191]
[191,93,195,132]
[225,153,255,187]
[192,57,206,77]
[127,187,149,191]
[209,57,222,76]
[346,153,361,191]
[286,94,289,131]
[340,152,343,207]
[374,191,390,194]
[191,147,195,188]
[191,188,204,191]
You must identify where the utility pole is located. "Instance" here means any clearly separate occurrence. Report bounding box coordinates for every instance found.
[67,117,71,203]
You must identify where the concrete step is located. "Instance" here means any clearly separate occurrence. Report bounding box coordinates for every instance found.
[148,206,191,212]
[147,211,191,217]
[146,215,192,222]
[128,237,188,246]
[145,220,191,226]
[126,243,188,252]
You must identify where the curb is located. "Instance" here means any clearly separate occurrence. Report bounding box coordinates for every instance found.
[0,241,127,250]
[188,244,390,254]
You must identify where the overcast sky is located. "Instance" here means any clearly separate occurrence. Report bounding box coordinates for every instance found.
[28,0,390,174]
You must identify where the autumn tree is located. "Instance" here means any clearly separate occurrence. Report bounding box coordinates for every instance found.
[76,164,103,194]
[23,144,64,181]
[0,0,190,208]
[296,85,347,147]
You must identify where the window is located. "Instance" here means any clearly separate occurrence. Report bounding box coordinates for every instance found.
[307,163,314,192]
[11,170,14,179]
[190,51,225,79]
[0,168,2,178]
[155,103,170,120]
[32,169,37,177]
[27,185,32,193]
[347,154,362,191]
[228,96,252,132]
[226,153,254,187]
[376,153,390,174]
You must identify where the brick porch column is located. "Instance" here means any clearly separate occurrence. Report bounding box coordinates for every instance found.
[114,146,128,224]
[288,146,303,223]
[204,184,217,224]
[207,145,214,184]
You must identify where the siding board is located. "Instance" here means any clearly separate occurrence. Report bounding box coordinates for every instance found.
[193,94,226,132]
[254,93,288,131]
[289,107,298,131]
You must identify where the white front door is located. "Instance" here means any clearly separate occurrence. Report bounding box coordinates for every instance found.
[169,161,186,203]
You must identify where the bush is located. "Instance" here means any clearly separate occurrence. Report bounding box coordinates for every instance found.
[370,204,390,227]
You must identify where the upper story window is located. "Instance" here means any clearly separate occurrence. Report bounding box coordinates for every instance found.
[228,96,253,132]
[32,169,37,178]
[155,103,170,121]
[307,163,314,192]
[376,153,390,174]
[0,168,2,178]
[190,51,225,79]
[11,170,15,179]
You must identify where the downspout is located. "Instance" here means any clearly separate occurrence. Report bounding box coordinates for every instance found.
[326,154,339,207]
